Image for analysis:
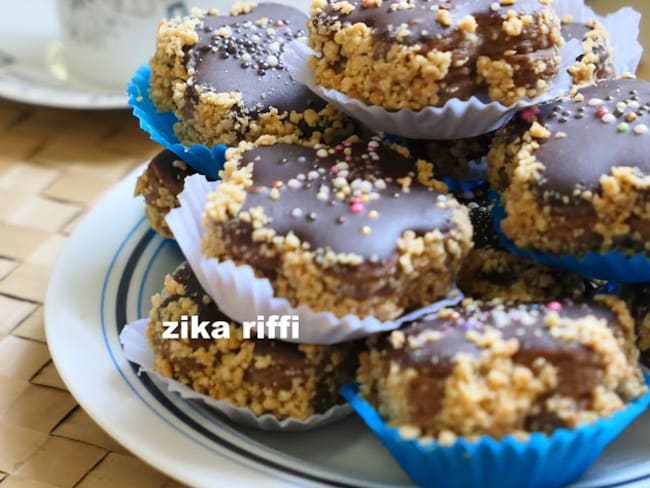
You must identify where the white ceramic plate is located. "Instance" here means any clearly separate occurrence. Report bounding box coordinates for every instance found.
[0,0,128,109]
[45,166,650,488]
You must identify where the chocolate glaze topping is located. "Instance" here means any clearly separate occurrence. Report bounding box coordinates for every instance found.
[318,0,552,48]
[530,79,650,201]
[560,22,590,43]
[187,3,325,113]
[148,150,196,191]
[381,300,617,397]
[233,140,456,260]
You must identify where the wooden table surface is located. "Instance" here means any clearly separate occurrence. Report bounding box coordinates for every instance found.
[0,1,647,487]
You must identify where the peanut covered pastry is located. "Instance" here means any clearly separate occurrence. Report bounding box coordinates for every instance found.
[489,78,650,257]
[150,3,355,147]
[202,135,473,320]
[148,262,360,419]
[358,296,646,443]
[308,0,563,110]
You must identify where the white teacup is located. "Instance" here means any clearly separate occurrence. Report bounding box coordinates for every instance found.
[56,0,225,90]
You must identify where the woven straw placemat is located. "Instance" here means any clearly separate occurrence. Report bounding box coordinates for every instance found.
[0,100,185,487]
[0,1,648,486]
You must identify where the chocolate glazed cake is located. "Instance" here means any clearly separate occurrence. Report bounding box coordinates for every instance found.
[134,150,201,238]
[202,136,473,321]
[308,0,563,109]
[147,262,361,419]
[489,78,650,256]
[453,184,591,303]
[150,3,354,147]
[358,296,645,443]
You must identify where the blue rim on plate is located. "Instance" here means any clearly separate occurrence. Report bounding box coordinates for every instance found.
[127,63,227,179]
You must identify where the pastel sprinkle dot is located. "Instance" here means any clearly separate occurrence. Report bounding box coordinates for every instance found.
[361,225,372,235]
[601,113,616,124]
[316,149,328,158]
[520,107,539,122]
[350,201,365,214]
[547,301,562,311]
[335,144,344,151]
[595,106,608,118]
[618,122,629,133]
[634,123,648,135]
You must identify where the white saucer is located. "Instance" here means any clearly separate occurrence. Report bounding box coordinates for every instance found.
[0,0,128,109]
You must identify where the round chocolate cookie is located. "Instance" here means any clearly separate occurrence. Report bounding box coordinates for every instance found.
[454,184,594,303]
[358,295,645,443]
[562,16,615,86]
[489,77,650,256]
[150,3,354,147]
[308,0,563,110]
[147,262,360,420]
[202,135,473,321]
[134,150,202,238]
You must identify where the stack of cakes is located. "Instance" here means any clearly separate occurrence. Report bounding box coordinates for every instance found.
[125,0,650,486]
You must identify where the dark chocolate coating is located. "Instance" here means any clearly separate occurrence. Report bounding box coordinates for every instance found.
[381,300,617,398]
[188,3,325,113]
[529,79,650,200]
[320,0,551,48]
[148,150,197,192]
[233,142,455,260]
[561,22,590,43]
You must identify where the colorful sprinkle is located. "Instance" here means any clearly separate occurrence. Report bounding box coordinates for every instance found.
[520,107,539,122]
[617,122,629,133]
[634,123,648,135]
[350,198,365,214]
[547,301,562,312]
[601,113,616,124]
[595,106,609,118]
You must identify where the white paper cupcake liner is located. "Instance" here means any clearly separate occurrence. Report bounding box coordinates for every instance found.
[119,318,352,431]
[553,0,642,75]
[166,174,464,345]
[284,39,582,140]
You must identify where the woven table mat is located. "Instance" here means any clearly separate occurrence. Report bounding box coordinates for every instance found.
[0,100,185,488]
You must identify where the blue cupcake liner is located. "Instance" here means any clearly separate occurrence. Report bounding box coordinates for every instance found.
[341,378,650,488]
[127,63,227,179]
[491,202,650,284]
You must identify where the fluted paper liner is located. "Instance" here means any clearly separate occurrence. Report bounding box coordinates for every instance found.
[165,174,464,345]
[284,39,582,140]
[120,318,352,431]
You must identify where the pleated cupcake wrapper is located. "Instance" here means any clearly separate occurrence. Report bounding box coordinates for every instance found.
[492,203,650,283]
[553,1,643,75]
[165,174,464,345]
[284,39,582,140]
[341,379,650,488]
[119,318,352,431]
[127,64,226,179]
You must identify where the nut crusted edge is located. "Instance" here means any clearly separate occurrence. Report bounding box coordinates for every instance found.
[357,295,646,443]
[201,136,473,320]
